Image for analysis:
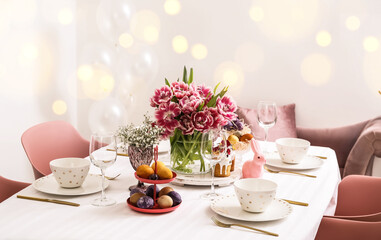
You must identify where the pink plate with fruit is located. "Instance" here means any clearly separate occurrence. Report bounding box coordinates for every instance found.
[127,198,181,214]
[134,172,177,184]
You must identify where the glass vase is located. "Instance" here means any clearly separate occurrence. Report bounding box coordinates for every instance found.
[170,130,209,174]
[127,145,153,191]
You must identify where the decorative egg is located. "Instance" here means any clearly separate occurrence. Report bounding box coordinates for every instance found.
[157,195,173,208]
[136,165,154,179]
[130,193,145,206]
[146,185,160,198]
[148,174,159,180]
[158,186,174,197]
[130,188,145,196]
[136,196,154,209]
[157,167,173,179]
[167,191,182,206]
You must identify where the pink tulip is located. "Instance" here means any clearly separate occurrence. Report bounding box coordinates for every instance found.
[150,86,173,106]
[179,115,195,135]
[216,96,237,121]
[171,82,189,99]
[192,110,214,132]
[179,95,202,114]
[155,102,181,131]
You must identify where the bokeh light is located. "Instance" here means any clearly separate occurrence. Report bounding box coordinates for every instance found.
[119,33,134,48]
[19,43,39,65]
[363,52,381,96]
[249,6,264,22]
[52,100,67,115]
[172,35,188,54]
[164,0,181,15]
[234,42,264,72]
[316,31,332,47]
[363,36,379,53]
[57,7,73,25]
[214,61,245,94]
[191,44,208,60]
[80,64,114,100]
[345,16,360,31]
[254,0,320,42]
[301,53,332,86]
[77,64,94,82]
[130,10,160,44]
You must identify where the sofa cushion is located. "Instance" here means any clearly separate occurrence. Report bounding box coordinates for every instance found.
[236,103,297,142]
[344,116,381,176]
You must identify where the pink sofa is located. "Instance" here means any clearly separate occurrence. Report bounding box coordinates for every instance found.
[297,117,381,177]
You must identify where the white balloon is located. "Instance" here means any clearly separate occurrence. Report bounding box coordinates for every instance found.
[88,97,128,134]
[96,0,135,44]
[122,43,159,83]
[78,42,117,68]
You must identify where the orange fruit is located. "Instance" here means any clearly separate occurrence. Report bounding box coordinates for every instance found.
[150,161,166,172]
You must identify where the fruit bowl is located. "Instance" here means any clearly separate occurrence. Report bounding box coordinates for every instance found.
[127,198,181,213]
[134,171,177,184]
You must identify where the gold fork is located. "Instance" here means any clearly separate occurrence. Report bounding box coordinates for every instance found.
[264,165,316,178]
[211,216,279,237]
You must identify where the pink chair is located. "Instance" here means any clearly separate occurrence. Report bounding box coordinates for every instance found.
[21,121,90,179]
[315,175,381,240]
[0,176,30,203]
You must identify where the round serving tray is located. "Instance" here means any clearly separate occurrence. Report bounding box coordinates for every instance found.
[127,198,181,214]
[134,172,177,184]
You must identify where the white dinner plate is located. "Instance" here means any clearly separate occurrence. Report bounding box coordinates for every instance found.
[265,155,324,170]
[172,169,241,187]
[33,174,109,196]
[211,195,292,222]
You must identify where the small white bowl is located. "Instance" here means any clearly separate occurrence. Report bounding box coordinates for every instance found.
[276,138,310,164]
[234,178,277,213]
[50,158,90,188]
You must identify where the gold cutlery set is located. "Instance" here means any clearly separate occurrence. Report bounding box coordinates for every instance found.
[17,195,80,207]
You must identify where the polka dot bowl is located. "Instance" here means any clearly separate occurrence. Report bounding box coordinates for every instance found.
[234,178,277,213]
[276,138,310,164]
[50,158,90,188]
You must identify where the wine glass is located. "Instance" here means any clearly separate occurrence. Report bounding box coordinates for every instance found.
[200,130,227,200]
[89,133,117,206]
[257,101,277,153]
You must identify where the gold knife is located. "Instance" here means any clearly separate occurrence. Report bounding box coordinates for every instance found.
[282,199,309,206]
[106,149,128,157]
[17,195,80,207]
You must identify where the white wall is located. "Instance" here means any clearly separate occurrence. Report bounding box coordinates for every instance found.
[1,0,381,182]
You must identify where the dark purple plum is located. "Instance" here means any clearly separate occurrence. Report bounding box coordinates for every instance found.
[167,191,182,206]
[136,196,154,209]
[146,185,160,198]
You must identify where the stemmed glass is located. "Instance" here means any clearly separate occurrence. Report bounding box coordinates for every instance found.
[200,130,227,200]
[89,133,117,206]
[257,101,277,153]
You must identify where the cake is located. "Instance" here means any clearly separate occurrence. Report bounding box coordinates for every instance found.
[214,155,233,177]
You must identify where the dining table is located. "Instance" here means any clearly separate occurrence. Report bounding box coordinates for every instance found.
[0,142,341,240]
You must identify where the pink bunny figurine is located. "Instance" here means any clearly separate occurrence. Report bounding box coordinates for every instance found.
[242,139,266,178]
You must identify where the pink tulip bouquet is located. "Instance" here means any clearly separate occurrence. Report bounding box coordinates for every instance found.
[150,67,237,174]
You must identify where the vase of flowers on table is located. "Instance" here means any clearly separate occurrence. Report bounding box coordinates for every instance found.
[118,114,163,190]
[150,67,237,174]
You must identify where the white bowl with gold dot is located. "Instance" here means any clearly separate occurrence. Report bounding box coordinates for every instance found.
[276,138,310,164]
[50,158,90,188]
[234,178,277,213]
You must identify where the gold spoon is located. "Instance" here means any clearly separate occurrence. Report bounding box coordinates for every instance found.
[264,165,316,178]
[211,216,279,237]
[103,173,121,180]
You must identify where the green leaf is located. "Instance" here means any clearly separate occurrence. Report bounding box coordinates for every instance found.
[165,78,171,87]
[213,82,221,94]
[182,66,188,84]
[188,68,193,84]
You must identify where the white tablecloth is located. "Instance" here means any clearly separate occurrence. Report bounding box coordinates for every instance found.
[0,143,340,240]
